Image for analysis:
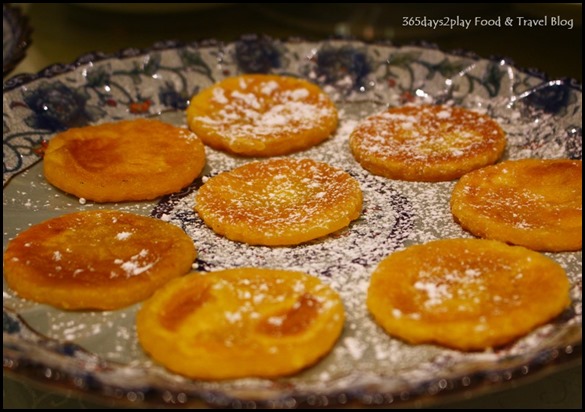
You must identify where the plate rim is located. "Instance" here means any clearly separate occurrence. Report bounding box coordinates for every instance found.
[2,35,582,408]
[3,35,583,92]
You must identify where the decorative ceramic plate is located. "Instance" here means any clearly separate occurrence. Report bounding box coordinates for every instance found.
[3,37,582,408]
[2,3,32,77]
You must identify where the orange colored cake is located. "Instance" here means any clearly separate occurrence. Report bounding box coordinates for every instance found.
[194,158,363,245]
[451,158,582,252]
[186,74,338,156]
[367,238,570,350]
[43,118,206,202]
[3,210,197,310]
[349,105,506,181]
[136,267,345,379]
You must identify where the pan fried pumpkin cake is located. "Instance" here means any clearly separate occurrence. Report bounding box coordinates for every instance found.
[186,74,338,157]
[349,105,506,182]
[136,267,345,379]
[43,118,206,202]
[194,158,363,246]
[3,210,196,310]
[366,239,571,351]
[451,159,582,252]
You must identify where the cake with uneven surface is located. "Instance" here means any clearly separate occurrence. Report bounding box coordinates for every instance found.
[186,74,338,156]
[349,105,506,182]
[195,158,363,246]
[43,118,206,202]
[3,210,197,310]
[451,158,582,252]
[136,267,345,379]
[367,238,571,351]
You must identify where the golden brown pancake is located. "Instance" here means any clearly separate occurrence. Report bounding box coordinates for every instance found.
[43,118,206,202]
[3,210,196,310]
[349,105,506,181]
[367,238,571,351]
[186,74,338,156]
[136,267,345,379]
[451,158,582,252]
[194,158,363,246]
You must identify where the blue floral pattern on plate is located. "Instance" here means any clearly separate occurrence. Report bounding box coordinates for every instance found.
[22,81,105,131]
[234,34,283,74]
[2,37,582,408]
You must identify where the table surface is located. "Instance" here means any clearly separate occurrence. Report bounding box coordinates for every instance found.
[3,3,582,409]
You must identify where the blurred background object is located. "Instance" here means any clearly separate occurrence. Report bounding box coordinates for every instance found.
[3,3,32,76]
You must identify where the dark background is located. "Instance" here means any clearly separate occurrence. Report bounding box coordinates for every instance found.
[10,3,582,82]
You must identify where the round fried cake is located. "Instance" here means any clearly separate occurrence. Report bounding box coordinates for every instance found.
[349,105,506,181]
[186,74,338,156]
[43,118,206,202]
[367,238,570,351]
[194,158,363,246]
[451,158,582,252]
[3,210,197,310]
[136,267,345,379]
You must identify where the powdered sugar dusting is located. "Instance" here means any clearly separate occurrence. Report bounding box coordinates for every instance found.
[116,231,132,240]
[193,78,337,142]
[414,280,453,309]
[195,158,362,241]
[351,105,505,162]
[116,249,157,278]
[149,99,580,388]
